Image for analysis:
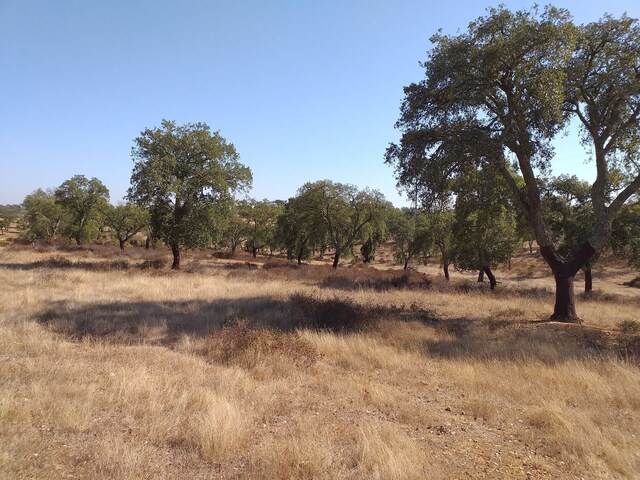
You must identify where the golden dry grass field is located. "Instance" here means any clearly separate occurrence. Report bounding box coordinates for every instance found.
[1,236,640,479]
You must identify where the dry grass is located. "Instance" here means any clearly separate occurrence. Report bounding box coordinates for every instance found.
[1,244,640,479]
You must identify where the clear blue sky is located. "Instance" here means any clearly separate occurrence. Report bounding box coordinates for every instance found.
[1,0,638,206]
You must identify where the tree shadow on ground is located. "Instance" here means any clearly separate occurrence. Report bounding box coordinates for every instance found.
[34,293,639,364]
[36,294,408,345]
[0,256,169,272]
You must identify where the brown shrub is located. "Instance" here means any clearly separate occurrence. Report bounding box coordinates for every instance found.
[138,258,167,270]
[201,317,319,367]
[262,259,300,270]
[623,275,640,289]
[322,267,432,291]
[287,293,381,332]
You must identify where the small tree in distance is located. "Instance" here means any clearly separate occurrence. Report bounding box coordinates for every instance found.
[104,203,150,250]
[54,175,109,245]
[128,120,252,269]
[21,189,67,241]
[293,180,391,268]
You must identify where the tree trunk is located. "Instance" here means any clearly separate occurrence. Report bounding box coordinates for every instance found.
[528,239,534,253]
[297,246,304,265]
[483,266,497,290]
[332,251,340,268]
[171,244,181,270]
[404,257,409,270]
[540,243,596,323]
[439,245,449,280]
[477,270,484,282]
[75,235,83,246]
[252,246,258,258]
[119,238,125,250]
[145,237,150,250]
[582,265,593,294]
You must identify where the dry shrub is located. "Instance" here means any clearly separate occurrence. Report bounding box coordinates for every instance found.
[617,320,640,359]
[323,267,432,291]
[28,256,129,271]
[623,275,640,288]
[211,250,235,259]
[138,258,167,270]
[220,261,259,270]
[201,317,318,368]
[262,258,300,270]
[288,293,380,332]
[33,255,74,268]
[424,321,613,364]
[89,260,129,271]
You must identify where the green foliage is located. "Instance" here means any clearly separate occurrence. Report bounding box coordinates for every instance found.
[387,208,433,268]
[104,203,150,249]
[0,218,10,234]
[292,180,391,267]
[21,189,68,240]
[543,175,597,263]
[54,175,110,245]
[451,167,520,272]
[610,200,640,267]
[220,201,248,254]
[128,120,252,267]
[0,204,23,221]
[275,195,328,263]
[386,5,640,287]
[240,198,285,256]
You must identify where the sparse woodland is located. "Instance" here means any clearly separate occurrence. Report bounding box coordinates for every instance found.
[2,5,640,479]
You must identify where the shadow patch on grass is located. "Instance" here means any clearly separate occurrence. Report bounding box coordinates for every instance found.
[35,294,402,344]
[34,293,640,364]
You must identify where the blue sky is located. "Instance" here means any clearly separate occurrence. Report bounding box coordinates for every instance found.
[1,0,638,206]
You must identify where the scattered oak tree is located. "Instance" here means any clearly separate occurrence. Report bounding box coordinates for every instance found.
[128,120,252,269]
[387,208,433,269]
[293,180,390,268]
[21,189,67,241]
[104,203,150,250]
[275,195,328,264]
[387,6,640,322]
[241,199,284,257]
[54,175,109,245]
[451,168,521,290]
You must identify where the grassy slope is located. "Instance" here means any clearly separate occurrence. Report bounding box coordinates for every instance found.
[1,243,639,479]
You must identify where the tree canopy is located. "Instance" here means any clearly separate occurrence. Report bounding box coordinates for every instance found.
[128,120,252,269]
[54,175,110,245]
[292,180,390,268]
[386,6,640,321]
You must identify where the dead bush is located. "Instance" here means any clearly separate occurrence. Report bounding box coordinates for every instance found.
[322,267,432,291]
[623,276,640,289]
[138,258,167,270]
[288,293,380,332]
[201,317,319,367]
[262,259,300,270]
